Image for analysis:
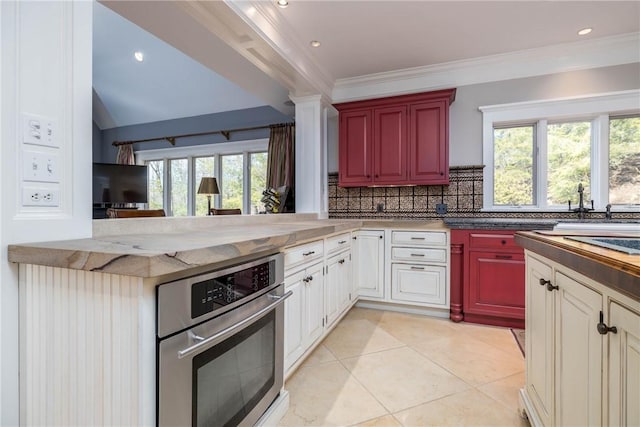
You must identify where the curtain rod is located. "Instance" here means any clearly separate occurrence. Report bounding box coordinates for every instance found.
[111,122,294,147]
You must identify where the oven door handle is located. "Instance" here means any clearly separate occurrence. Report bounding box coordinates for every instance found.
[177,290,293,359]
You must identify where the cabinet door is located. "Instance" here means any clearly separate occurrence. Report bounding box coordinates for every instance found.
[391,263,447,307]
[340,252,353,309]
[554,272,603,427]
[608,302,640,427]
[339,109,373,186]
[373,105,407,184]
[304,262,325,348]
[353,230,384,299]
[525,255,555,427]
[409,100,448,184]
[284,270,305,373]
[325,255,341,327]
[466,250,525,320]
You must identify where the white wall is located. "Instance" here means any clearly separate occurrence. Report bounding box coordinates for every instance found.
[326,63,640,170]
[0,2,93,424]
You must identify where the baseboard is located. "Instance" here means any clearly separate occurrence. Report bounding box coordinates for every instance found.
[519,388,543,427]
[256,389,289,427]
[355,300,450,319]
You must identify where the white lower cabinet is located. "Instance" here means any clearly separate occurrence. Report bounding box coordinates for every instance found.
[284,233,354,376]
[608,302,640,426]
[353,230,385,300]
[523,251,640,427]
[284,261,324,373]
[326,250,352,326]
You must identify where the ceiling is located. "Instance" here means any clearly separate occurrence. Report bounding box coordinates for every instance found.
[94,1,640,129]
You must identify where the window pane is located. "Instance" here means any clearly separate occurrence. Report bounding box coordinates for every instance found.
[609,116,640,204]
[250,152,268,214]
[547,122,591,206]
[170,158,188,216]
[195,156,216,216]
[147,160,164,210]
[493,126,534,205]
[221,155,243,210]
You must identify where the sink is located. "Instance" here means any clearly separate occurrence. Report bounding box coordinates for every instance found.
[554,221,640,233]
[565,236,640,255]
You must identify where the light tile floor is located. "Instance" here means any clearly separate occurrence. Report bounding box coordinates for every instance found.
[280,307,529,427]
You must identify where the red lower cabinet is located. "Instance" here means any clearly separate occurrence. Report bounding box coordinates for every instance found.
[450,229,525,328]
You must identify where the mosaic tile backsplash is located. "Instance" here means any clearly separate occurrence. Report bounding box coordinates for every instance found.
[328,165,640,220]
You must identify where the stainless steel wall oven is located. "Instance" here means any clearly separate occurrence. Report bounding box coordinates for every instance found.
[157,253,288,426]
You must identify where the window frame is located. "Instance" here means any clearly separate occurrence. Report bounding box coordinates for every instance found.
[136,138,268,216]
[480,90,640,211]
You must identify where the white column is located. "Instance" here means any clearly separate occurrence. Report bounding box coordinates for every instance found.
[1,2,93,424]
[292,95,335,217]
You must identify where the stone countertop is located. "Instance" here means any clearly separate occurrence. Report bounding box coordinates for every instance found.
[515,231,640,302]
[8,218,445,279]
[444,217,558,230]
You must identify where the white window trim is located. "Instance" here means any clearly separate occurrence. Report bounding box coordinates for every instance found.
[135,138,269,215]
[481,89,640,211]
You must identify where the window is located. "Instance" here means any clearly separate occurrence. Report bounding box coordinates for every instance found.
[221,154,244,209]
[609,116,640,204]
[135,139,268,216]
[481,90,640,211]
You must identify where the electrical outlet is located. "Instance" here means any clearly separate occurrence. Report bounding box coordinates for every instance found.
[22,186,60,207]
[22,149,60,183]
[376,203,384,213]
[436,203,448,215]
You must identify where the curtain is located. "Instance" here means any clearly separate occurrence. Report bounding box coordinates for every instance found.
[116,144,135,165]
[266,123,295,211]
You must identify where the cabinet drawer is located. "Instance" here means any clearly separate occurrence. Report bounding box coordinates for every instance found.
[391,263,447,307]
[469,232,520,251]
[391,247,447,263]
[284,240,324,269]
[325,232,351,254]
[391,231,447,246]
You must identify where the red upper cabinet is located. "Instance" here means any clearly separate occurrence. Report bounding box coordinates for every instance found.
[335,88,455,187]
[373,105,407,184]
[409,100,448,184]
[338,109,373,185]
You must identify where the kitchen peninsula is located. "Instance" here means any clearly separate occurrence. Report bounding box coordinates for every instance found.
[9,214,449,426]
[515,231,639,427]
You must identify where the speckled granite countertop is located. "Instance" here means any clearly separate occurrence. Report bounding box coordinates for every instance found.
[8,218,446,279]
[444,217,558,230]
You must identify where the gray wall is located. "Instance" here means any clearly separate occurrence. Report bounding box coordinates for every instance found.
[95,106,292,163]
[326,63,640,171]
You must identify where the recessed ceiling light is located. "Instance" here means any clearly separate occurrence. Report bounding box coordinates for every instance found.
[310,40,321,48]
[276,0,288,8]
[577,28,592,36]
[134,51,144,62]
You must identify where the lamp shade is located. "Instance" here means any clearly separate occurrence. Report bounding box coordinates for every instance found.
[197,177,220,195]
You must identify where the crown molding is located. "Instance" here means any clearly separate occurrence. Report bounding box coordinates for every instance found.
[332,32,640,103]
[223,0,335,101]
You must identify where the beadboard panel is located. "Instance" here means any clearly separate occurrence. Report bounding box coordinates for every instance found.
[19,264,154,426]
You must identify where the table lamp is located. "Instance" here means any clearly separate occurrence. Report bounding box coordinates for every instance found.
[197,177,219,215]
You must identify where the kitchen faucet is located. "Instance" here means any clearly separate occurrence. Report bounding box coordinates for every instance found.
[568,183,594,220]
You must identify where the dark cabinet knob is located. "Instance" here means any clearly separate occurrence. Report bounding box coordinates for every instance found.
[597,311,617,335]
[501,240,506,245]
[546,282,559,292]
[539,278,550,286]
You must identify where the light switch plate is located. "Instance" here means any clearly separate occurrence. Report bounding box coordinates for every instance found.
[22,149,60,183]
[22,113,59,147]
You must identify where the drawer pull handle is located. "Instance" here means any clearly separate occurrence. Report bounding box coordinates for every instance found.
[411,253,425,257]
[338,259,345,264]
[411,237,426,240]
[597,311,617,335]
[410,266,425,270]
[495,254,512,259]
[303,251,315,256]
[338,240,347,244]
